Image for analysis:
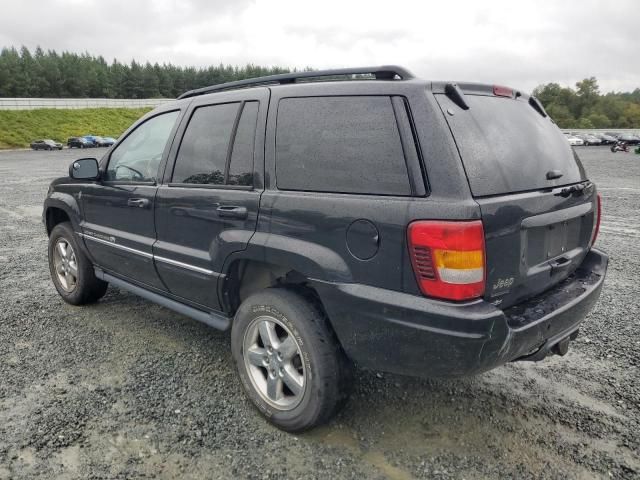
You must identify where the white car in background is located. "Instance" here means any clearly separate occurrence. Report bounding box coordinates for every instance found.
[564,133,585,146]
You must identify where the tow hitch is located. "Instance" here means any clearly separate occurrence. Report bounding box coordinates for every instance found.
[552,336,570,356]
[517,328,580,362]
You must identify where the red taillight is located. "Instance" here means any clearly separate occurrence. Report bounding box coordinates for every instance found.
[493,85,513,97]
[407,220,486,301]
[590,193,602,246]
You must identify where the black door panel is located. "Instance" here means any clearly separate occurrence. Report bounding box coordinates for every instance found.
[153,89,268,309]
[81,184,164,289]
[80,109,182,289]
[154,188,261,307]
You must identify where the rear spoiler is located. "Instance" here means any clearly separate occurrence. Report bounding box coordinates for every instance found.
[432,81,549,117]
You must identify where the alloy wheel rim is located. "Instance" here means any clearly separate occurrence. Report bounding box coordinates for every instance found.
[242,315,306,410]
[53,238,78,292]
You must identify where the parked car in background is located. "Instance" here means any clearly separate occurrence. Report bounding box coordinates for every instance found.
[564,134,584,146]
[616,133,640,145]
[591,133,617,145]
[31,139,63,151]
[82,135,100,147]
[67,137,92,149]
[574,134,602,146]
[96,136,116,147]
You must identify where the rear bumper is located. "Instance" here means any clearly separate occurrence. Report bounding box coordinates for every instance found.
[312,248,608,378]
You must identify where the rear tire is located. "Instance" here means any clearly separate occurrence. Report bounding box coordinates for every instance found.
[231,288,352,432]
[48,222,108,305]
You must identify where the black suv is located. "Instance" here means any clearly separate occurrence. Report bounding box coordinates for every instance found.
[43,66,608,431]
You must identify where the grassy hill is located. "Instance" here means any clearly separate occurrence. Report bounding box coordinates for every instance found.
[0,108,152,149]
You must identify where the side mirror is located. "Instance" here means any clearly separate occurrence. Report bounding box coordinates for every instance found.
[69,158,100,180]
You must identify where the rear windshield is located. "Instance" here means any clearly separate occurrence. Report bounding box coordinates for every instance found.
[436,94,586,197]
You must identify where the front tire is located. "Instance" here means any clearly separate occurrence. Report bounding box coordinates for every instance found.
[48,222,108,305]
[231,288,352,432]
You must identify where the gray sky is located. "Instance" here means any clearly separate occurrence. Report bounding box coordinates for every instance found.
[1,0,638,93]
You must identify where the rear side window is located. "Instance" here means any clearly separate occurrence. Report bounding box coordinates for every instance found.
[171,101,259,186]
[276,96,410,195]
[228,102,259,186]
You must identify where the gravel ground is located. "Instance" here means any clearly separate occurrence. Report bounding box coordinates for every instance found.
[0,146,638,479]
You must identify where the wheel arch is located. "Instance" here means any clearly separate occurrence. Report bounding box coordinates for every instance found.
[44,193,82,236]
[220,258,323,315]
[218,233,352,316]
[222,257,350,364]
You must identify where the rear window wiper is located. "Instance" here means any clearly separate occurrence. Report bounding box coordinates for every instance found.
[445,83,469,110]
[555,182,592,197]
[529,96,548,117]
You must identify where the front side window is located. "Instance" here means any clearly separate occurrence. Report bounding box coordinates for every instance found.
[105,110,179,182]
[172,101,258,187]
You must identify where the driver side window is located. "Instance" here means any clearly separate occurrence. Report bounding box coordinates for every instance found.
[105,110,179,182]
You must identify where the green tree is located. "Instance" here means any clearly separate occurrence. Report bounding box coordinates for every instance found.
[545,104,575,127]
[621,103,640,128]
[586,112,610,128]
[3,45,637,129]
[534,77,639,128]
[575,77,600,118]
[0,47,26,96]
[140,63,160,97]
[576,117,594,129]
[31,46,51,96]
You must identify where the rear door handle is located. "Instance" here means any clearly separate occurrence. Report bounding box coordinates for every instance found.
[549,256,573,274]
[127,198,150,208]
[216,205,248,219]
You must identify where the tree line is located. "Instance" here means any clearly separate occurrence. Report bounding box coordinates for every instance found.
[533,77,640,129]
[0,46,290,99]
[1,46,639,128]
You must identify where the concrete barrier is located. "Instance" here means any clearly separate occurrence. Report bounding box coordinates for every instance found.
[0,98,169,110]
[561,129,640,135]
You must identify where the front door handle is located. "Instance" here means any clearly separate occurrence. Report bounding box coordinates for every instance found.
[216,205,248,219]
[127,198,150,208]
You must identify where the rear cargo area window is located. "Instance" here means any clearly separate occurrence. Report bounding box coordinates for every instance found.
[275,96,411,195]
[436,94,586,197]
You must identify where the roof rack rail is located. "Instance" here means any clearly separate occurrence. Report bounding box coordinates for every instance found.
[177,65,414,100]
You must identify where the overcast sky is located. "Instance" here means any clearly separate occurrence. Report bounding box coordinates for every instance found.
[1,0,638,93]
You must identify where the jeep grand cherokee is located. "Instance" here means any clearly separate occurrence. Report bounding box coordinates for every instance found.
[43,66,608,431]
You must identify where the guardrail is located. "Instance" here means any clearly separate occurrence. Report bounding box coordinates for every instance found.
[0,98,169,110]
